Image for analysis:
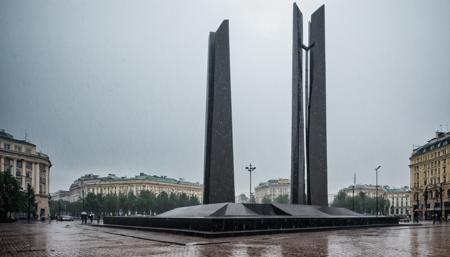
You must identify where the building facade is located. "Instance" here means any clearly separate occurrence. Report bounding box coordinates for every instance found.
[410,131,450,220]
[59,173,203,203]
[0,130,51,220]
[385,186,411,216]
[50,190,71,202]
[255,178,290,203]
[342,184,383,199]
[342,184,410,216]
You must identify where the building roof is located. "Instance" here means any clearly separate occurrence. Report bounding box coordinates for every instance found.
[72,172,202,189]
[256,178,290,188]
[344,184,410,193]
[0,129,36,147]
[411,131,450,157]
[384,186,410,193]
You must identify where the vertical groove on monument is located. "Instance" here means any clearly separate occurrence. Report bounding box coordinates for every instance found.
[308,6,327,206]
[203,20,235,204]
[290,3,306,204]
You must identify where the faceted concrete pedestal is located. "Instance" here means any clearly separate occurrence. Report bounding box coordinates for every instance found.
[103,203,399,237]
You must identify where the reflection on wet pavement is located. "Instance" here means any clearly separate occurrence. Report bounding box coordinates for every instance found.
[0,221,449,257]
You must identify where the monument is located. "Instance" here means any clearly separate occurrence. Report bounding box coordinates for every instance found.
[203,20,235,204]
[291,3,327,206]
[103,5,399,237]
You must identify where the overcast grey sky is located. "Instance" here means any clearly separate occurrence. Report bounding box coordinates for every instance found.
[1,0,449,197]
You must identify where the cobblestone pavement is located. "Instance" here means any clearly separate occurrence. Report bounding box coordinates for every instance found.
[1,221,449,257]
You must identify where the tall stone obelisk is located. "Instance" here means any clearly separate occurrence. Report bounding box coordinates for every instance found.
[291,3,306,205]
[308,6,327,206]
[291,4,327,206]
[203,20,235,204]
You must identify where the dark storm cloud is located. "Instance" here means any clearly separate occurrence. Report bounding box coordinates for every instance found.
[1,0,449,196]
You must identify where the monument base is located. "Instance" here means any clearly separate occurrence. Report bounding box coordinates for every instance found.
[103,203,399,237]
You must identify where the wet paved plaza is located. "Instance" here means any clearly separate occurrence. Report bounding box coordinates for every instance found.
[0,221,449,257]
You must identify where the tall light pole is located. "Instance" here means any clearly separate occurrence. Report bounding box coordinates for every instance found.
[81,180,85,212]
[245,164,256,203]
[374,165,381,216]
[438,183,443,222]
[352,173,356,211]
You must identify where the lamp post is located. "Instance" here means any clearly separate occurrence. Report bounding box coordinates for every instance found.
[374,165,381,216]
[81,180,85,212]
[415,192,419,222]
[26,184,33,223]
[245,164,256,203]
[352,173,356,211]
[423,186,428,220]
[438,183,444,223]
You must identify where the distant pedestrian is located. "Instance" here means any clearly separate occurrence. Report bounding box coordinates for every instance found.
[89,212,94,224]
[97,214,101,224]
[81,211,87,224]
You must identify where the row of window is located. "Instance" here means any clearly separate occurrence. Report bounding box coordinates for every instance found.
[414,189,450,200]
[1,143,33,154]
[412,148,449,164]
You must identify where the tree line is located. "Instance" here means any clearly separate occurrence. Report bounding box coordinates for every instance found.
[0,171,36,221]
[49,190,200,217]
[331,190,390,215]
[261,194,289,204]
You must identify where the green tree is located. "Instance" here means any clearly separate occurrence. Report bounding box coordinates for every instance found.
[103,194,118,216]
[274,194,289,204]
[137,190,155,215]
[332,190,390,215]
[262,195,272,204]
[125,191,137,215]
[155,191,169,214]
[189,195,200,206]
[85,192,98,214]
[118,193,127,215]
[178,193,190,207]
[24,184,36,221]
[0,171,26,219]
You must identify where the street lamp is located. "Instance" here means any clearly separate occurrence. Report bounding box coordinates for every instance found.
[415,192,419,222]
[374,165,381,216]
[423,186,428,220]
[438,183,444,223]
[245,164,256,203]
[352,173,356,211]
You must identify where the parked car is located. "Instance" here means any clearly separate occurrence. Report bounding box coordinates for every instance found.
[58,215,74,221]
[396,214,410,222]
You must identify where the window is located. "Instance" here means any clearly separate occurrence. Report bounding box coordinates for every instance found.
[16,161,22,168]
[26,162,32,169]
[4,144,10,150]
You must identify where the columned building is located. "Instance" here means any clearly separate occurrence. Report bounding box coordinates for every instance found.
[0,130,52,219]
[342,184,384,199]
[410,131,450,220]
[61,173,203,203]
[254,178,290,203]
[385,186,410,216]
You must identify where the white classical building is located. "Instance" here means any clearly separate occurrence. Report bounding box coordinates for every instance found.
[254,178,290,203]
[58,173,203,203]
[385,186,411,216]
[342,184,383,199]
[341,184,410,216]
[0,129,51,220]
